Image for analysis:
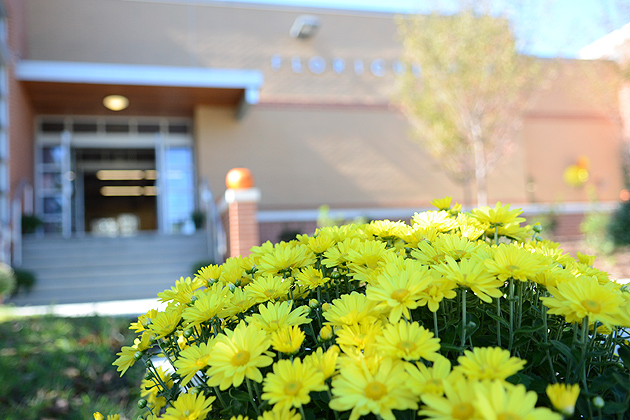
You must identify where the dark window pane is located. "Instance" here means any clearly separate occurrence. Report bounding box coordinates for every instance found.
[41,121,64,133]
[138,124,160,133]
[73,122,98,133]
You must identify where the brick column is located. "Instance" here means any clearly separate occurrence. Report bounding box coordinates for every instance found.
[220,187,261,258]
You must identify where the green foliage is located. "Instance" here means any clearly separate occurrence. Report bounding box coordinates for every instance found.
[10,268,37,296]
[0,315,143,420]
[21,214,43,234]
[608,200,630,246]
[0,263,16,299]
[580,210,615,255]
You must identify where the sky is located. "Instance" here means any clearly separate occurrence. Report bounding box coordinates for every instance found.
[220,0,629,58]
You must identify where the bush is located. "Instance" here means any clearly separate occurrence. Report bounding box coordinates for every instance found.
[104,198,630,420]
[21,214,43,234]
[0,263,16,300]
[608,200,630,247]
[580,210,614,255]
[11,268,37,296]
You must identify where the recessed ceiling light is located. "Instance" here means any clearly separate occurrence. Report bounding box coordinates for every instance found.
[103,95,129,111]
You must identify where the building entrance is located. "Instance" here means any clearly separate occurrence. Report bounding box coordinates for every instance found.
[35,117,195,237]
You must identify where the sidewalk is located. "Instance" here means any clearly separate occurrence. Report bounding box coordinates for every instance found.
[2,298,167,318]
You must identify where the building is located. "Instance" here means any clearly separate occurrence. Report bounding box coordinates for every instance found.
[0,0,626,272]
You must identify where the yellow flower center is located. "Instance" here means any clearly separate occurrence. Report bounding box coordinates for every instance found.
[231,350,251,366]
[284,380,302,395]
[452,402,475,420]
[396,340,417,353]
[264,289,277,297]
[424,379,443,394]
[195,355,210,367]
[365,381,387,400]
[582,299,601,313]
[507,265,520,272]
[497,413,521,420]
[391,289,409,302]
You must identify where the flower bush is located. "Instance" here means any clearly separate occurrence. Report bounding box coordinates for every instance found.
[100,198,630,420]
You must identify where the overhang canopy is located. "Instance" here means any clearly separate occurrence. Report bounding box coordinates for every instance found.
[15,60,263,117]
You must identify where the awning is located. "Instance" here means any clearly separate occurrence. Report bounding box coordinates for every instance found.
[15,60,263,117]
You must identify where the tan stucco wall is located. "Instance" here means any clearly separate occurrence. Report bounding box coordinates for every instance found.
[195,105,529,210]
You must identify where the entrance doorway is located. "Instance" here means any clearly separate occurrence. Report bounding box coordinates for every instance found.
[76,148,157,234]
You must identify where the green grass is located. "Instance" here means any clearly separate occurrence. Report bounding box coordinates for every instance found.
[0,315,145,420]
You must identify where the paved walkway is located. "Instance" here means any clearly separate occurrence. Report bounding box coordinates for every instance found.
[3,298,167,318]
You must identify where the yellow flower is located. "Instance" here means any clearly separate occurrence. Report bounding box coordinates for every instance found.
[419,376,478,420]
[257,406,302,420]
[434,256,504,303]
[256,241,315,276]
[364,219,410,239]
[305,234,336,254]
[454,347,525,382]
[321,238,363,268]
[485,243,546,282]
[270,325,305,355]
[418,276,457,312]
[367,260,432,322]
[376,320,441,361]
[546,383,580,416]
[206,321,275,390]
[475,381,561,420]
[173,341,213,386]
[158,276,204,304]
[219,256,252,286]
[183,284,230,327]
[141,366,173,412]
[470,202,525,228]
[245,274,293,303]
[576,252,596,266]
[93,413,120,420]
[161,391,215,420]
[456,213,486,241]
[229,416,250,420]
[541,275,624,326]
[294,266,329,289]
[346,239,390,282]
[434,233,481,261]
[336,321,383,353]
[112,345,140,376]
[304,345,340,380]
[148,306,183,339]
[194,263,223,285]
[405,355,452,396]
[323,291,383,327]
[223,287,256,317]
[329,357,417,420]
[130,308,158,333]
[262,357,327,409]
[248,300,312,333]
[319,324,334,341]
[431,196,453,211]
[412,240,448,266]
[412,210,458,232]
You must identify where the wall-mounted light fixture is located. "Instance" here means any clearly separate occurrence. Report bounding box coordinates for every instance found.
[103,94,129,111]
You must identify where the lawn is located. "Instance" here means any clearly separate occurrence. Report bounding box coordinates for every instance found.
[0,314,144,420]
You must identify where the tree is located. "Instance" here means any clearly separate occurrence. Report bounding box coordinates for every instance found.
[396,5,541,206]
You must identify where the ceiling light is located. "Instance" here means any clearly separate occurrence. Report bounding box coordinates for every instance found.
[103,95,129,111]
[96,169,144,180]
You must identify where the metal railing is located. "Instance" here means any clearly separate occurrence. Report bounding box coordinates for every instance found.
[10,180,33,267]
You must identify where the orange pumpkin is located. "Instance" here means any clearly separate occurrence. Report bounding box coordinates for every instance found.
[225,167,254,189]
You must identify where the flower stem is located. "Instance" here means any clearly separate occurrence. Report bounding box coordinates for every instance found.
[433,310,439,339]
[461,288,467,348]
[496,297,502,347]
[508,277,514,353]
[246,378,261,416]
[213,386,227,408]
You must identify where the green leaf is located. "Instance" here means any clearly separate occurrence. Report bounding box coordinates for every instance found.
[549,339,578,365]
[603,401,630,414]
[228,388,251,402]
[612,372,630,392]
[483,310,510,327]
[617,344,630,368]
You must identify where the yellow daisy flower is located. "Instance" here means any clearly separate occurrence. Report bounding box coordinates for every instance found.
[112,345,139,376]
[206,321,274,390]
[475,381,561,420]
[323,291,383,327]
[376,320,441,361]
[183,284,231,327]
[317,224,366,243]
[303,345,340,380]
[431,196,453,211]
[93,413,120,420]
[401,226,440,248]
[367,260,432,322]
[130,308,158,333]
[161,391,215,420]
[257,406,302,420]
[412,210,458,232]
[321,237,363,268]
[305,234,336,254]
[270,325,305,355]
[405,355,452,396]
[262,357,327,409]
[141,366,173,412]
[173,341,213,386]
[470,201,525,228]
[546,382,580,416]
[419,375,478,420]
[148,305,184,339]
[329,357,417,420]
[223,286,256,318]
[158,276,204,304]
[364,219,410,240]
[485,243,547,282]
[336,321,383,353]
[247,301,312,334]
[456,213,486,241]
[418,276,457,312]
[576,252,597,266]
[454,347,525,382]
[346,239,390,282]
[434,233,481,261]
[434,256,504,303]
[294,266,329,289]
[229,416,250,420]
[411,240,448,266]
[194,263,223,285]
[541,275,624,326]
[245,274,293,303]
[256,242,315,276]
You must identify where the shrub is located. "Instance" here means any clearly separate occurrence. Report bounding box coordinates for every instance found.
[608,200,630,247]
[11,268,37,296]
[0,263,16,300]
[103,198,630,420]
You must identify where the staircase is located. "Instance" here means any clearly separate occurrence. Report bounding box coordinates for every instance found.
[7,232,211,306]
